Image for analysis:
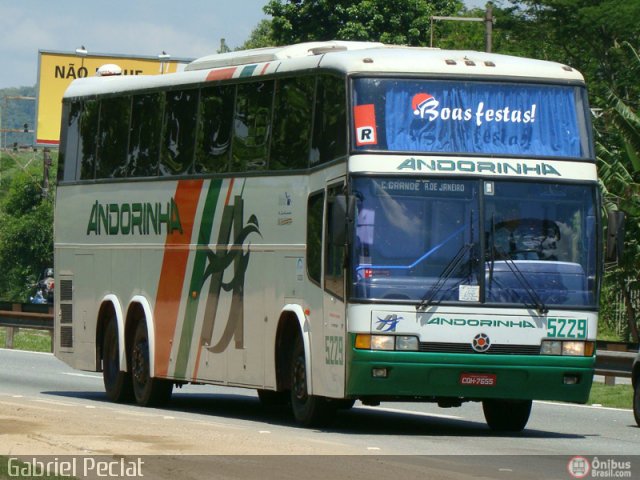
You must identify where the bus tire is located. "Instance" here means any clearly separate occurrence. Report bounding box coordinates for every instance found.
[102,319,133,403]
[482,399,532,432]
[131,320,173,407]
[290,335,333,427]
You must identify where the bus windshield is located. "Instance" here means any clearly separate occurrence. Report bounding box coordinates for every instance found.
[350,177,598,308]
[352,78,592,159]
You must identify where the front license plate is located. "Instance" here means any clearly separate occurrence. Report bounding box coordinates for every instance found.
[459,373,497,387]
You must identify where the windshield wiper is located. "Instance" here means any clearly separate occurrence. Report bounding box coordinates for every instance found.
[491,246,549,315]
[416,242,475,311]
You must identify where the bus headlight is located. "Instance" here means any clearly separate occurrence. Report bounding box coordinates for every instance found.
[395,336,419,351]
[355,334,419,351]
[371,335,395,351]
[540,340,594,356]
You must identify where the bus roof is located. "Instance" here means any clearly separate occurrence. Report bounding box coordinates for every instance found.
[63,41,584,99]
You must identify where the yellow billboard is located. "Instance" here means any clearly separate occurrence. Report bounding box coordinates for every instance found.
[36,50,192,146]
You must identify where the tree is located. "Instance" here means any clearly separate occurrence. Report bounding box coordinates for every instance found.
[240,19,275,50]
[596,42,640,342]
[264,0,461,45]
[0,169,53,301]
[503,1,640,103]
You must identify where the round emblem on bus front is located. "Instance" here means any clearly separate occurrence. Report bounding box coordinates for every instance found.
[472,333,491,353]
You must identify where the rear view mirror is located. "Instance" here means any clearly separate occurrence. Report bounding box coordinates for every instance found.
[605,210,625,263]
[329,194,356,246]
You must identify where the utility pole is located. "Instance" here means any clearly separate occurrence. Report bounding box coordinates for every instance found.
[42,147,52,199]
[484,3,494,53]
[430,2,495,53]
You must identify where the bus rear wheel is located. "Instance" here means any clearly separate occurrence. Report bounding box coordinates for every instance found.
[131,321,173,407]
[290,336,333,427]
[102,319,133,403]
[482,399,532,432]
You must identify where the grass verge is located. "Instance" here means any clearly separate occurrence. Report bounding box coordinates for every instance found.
[588,382,634,410]
[0,327,51,353]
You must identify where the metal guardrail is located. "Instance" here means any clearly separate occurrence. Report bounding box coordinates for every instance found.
[0,303,53,351]
[595,351,636,378]
[595,341,638,384]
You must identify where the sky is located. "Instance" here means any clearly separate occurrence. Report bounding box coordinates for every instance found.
[0,0,489,89]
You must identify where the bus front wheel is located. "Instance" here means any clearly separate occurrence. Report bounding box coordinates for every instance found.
[131,321,173,407]
[102,319,133,403]
[290,336,333,427]
[482,399,532,432]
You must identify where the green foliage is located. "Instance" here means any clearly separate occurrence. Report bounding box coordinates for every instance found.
[240,19,275,50]
[588,383,634,410]
[503,1,640,103]
[0,327,51,352]
[0,151,55,302]
[264,0,461,45]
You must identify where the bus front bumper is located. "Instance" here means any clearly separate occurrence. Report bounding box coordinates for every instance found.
[346,347,594,404]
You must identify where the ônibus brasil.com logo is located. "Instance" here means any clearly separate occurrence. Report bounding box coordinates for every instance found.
[567,456,633,479]
[411,92,537,127]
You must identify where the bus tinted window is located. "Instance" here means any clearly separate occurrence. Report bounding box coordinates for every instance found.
[96,96,131,178]
[195,85,234,173]
[58,101,82,182]
[79,99,99,180]
[271,77,314,170]
[311,75,346,166]
[307,191,324,285]
[325,184,345,298]
[232,81,273,172]
[127,93,163,177]
[160,89,198,176]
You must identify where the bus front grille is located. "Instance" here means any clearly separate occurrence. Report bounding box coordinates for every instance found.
[419,342,540,355]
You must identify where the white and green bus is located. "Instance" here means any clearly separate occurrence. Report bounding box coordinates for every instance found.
[55,41,603,431]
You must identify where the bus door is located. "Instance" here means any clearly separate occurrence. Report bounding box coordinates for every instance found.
[320,182,347,398]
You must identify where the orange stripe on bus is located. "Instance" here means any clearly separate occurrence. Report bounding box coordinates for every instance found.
[224,178,235,205]
[154,179,204,377]
[206,67,237,82]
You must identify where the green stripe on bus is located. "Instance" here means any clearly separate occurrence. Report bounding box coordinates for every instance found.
[240,65,258,77]
[174,179,223,379]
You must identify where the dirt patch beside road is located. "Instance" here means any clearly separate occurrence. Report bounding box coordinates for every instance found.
[0,395,352,456]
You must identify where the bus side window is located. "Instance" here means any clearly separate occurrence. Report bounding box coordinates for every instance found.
[79,99,99,180]
[160,89,198,176]
[195,85,234,173]
[58,101,82,182]
[232,81,274,172]
[96,96,131,179]
[271,77,314,170]
[325,185,345,299]
[307,191,324,286]
[127,93,163,178]
[310,75,346,166]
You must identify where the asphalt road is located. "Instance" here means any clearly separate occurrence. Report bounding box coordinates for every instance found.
[1,348,639,479]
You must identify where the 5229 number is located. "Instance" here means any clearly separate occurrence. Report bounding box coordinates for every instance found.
[325,335,344,365]
[546,318,588,339]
